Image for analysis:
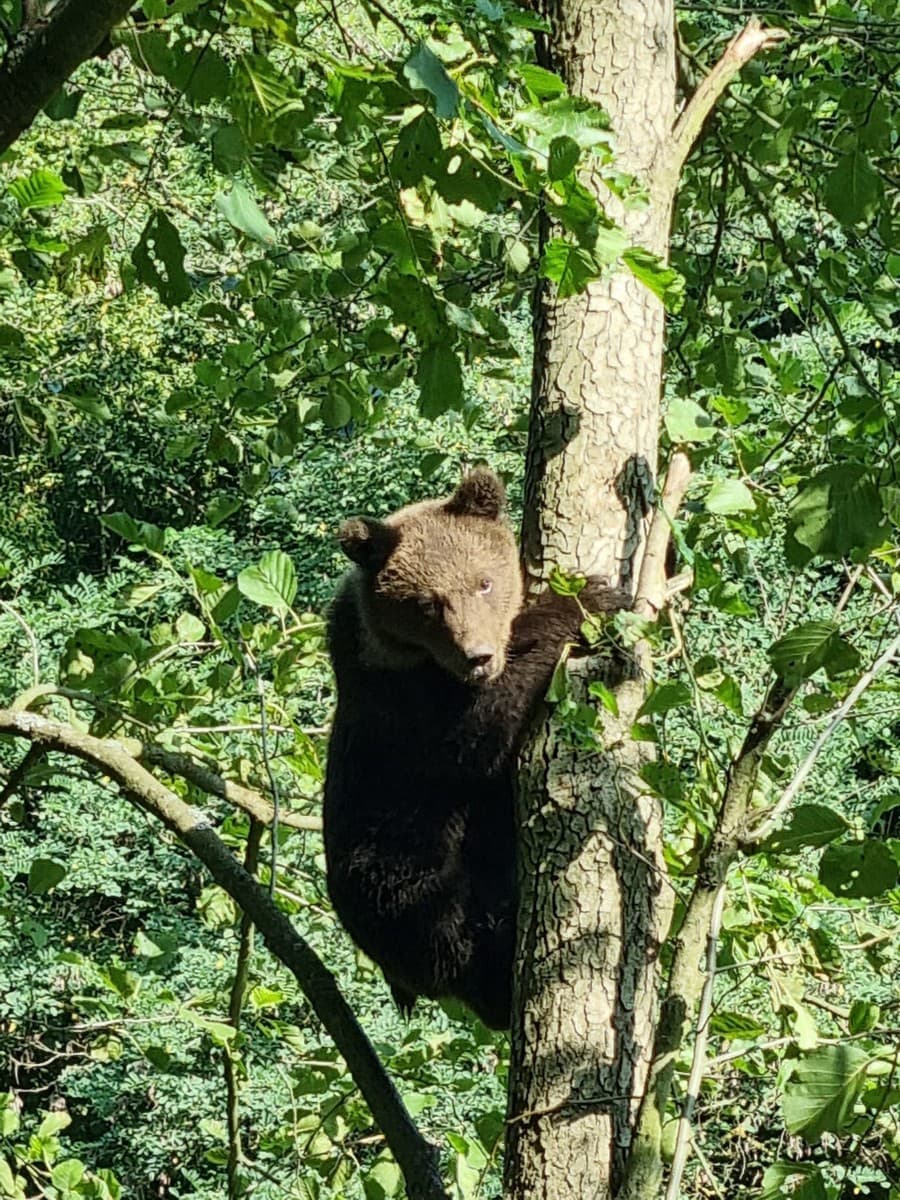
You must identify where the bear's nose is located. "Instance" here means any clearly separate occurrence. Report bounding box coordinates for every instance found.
[466,646,496,673]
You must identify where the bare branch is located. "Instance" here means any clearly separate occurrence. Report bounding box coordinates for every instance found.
[666,18,789,180]
[663,881,727,1200]
[746,618,900,846]
[634,450,693,621]
[0,0,136,154]
[138,744,322,833]
[0,708,448,1200]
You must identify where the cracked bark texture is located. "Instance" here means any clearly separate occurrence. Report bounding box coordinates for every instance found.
[506,2,676,1197]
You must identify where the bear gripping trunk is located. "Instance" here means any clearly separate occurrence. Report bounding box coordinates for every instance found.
[505,3,677,1199]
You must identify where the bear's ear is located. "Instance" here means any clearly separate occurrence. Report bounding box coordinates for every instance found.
[444,468,506,520]
[338,517,400,571]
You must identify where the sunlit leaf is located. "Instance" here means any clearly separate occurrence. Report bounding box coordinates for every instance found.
[783,1044,871,1140]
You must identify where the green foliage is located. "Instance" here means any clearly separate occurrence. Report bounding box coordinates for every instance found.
[0,0,898,1196]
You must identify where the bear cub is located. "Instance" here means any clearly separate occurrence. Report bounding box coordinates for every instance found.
[323,468,627,1028]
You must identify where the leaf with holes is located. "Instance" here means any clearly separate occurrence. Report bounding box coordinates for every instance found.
[131,210,191,306]
[819,840,899,899]
[759,804,849,854]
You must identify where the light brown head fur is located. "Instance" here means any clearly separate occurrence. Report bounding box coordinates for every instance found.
[339,469,522,683]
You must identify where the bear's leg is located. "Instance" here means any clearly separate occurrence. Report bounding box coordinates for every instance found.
[453,909,515,1030]
[388,980,418,1018]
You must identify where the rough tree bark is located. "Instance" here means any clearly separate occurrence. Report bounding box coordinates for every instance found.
[506,8,785,1200]
[0,0,135,155]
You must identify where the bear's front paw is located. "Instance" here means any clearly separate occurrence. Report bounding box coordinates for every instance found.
[580,577,632,614]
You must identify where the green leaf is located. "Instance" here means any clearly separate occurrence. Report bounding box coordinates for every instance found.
[0,1159,16,1196]
[540,239,601,298]
[132,210,191,306]
[506,240,529,273]
[760,1162,827,1200]
[101,512,166,555]
[515,96,611,152]
[38,1111,71,1139]
[588,681,619,717]
[622,247,685,311]
[403,43,459,118]
[640,761,684,803]
[709,1011,766,1041]
[706,479,755,515]
[783,1044,871,1140]
[518,64,567,99]
[819,840,899,899]
[51,1160,85,1190]
[175,612,205,642]
[638,681,692,717]
[64,393,111,421]
[788,466,884,561]
[237,550,297,612]
[28,859,66,895]
[321,392,352,428]
[547,136,580,181]
[205,494,243,528]
[215,182,276,244]
[9,168,70,209]
[767,621,857,685]
[823,149,884,226]
[759,804,849,854]
[848,1000,880,1035]
[392,114,442,186]
[417,343,463,418]
[664,397,716,444]
[105,964,140,999]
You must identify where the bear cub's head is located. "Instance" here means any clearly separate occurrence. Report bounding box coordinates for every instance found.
[339,468,522,684]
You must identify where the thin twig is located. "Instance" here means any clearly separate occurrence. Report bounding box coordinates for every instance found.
[225,818,264,1197]
[0,600,40,686]
[664,881,727,1200]
[634,450,693,622]
[0,744,44,809]
[746,623,900,845]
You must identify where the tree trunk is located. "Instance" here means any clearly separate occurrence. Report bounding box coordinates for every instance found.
[0,0,135,155]
[505,3,676,1197]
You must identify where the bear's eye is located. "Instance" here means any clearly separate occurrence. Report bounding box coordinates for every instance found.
[419,597,441,619]
[478,578,493,596]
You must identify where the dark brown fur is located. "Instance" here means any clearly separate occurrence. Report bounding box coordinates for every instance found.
[323,469,628,1027]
